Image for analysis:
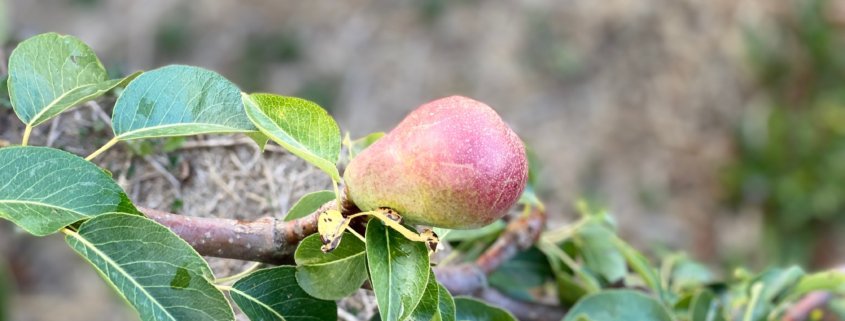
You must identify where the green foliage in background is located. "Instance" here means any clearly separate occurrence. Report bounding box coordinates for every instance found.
[724,0,845,265]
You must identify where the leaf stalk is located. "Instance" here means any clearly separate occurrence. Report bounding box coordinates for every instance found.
[21,125,32,146]
[85,137,119,161]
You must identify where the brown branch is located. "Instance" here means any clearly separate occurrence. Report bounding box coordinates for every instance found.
[435,208,565,321]
[144,207,313,264]
[478,287,567,321]
[782,292,832,321]
[475,208,546,274]
[436,208,547,295]
[433,263,487,296]
[782,266,845,321]
[141,200,342,264]
[142,202,563,321]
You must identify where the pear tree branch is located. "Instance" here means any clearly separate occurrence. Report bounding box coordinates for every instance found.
[140,200,564,321]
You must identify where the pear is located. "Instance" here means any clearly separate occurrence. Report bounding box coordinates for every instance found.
[343,96,528,229]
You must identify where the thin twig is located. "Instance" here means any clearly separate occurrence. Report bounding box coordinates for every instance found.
[781,266,845,321]
[87,101,112,125]
[179,137,285,153]
[46,116,61,147]
[143,155,182,199]
[141,201,563,321]
[478,287,567,321]
[337,308,360,321]
[783,292,831,321]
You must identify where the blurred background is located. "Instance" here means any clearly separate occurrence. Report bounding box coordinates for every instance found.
[1,0,845,320]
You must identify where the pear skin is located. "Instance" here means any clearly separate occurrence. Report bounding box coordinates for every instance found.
[343,96,528,229]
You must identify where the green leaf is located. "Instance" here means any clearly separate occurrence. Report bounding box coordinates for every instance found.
[562,290,674,321]
[8,33,137,127]
[231,266,336,321]
[613,238,666,301]
[453,297,516,321]
[490,247,552,291]
[366,219,430,321]
[348,131,384,159]
[518,147,543,208]
[574,222,626,283]
[438,220,506,242]
[112,65,257,140]
[246,132,269,152]
[409,270,439,321]
[664,254,714,293]
[284,190,336,221]
[242,93,341,180]
[294,233,368,300]
[538,240,601,294]
[754,266,804,302]
[690,290,725,321]
[554,269,588,307]
[792,270,845,297]
[435,284,456,321]
[65,213,233,321]
[517,185,543,208]
[668,255,714,292]
[0,146,138,236]
[743,282,769,321]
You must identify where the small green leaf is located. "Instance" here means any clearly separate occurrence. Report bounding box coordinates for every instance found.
[0,146,138,236]
[554,268,588,306]
[517,185,543,208]
[490,247,552,291]
[8,33,137,127]
[231,266,336,321]
[754,266,804,302]
[562,290,674,321]
[667,255,714,292]
[453,297,516,321]
[366,219,430,321]
[242,93,341,180]
[690,290,725,321]
[438,220,506,242]
[285,190,336,221]
[613,238,666,301]
[348,131,384,159]
[294,233,367,300]
[65,213,233,321]
[409,270,440,321]
[518,147,543,208]
[575,222,626,283]
[245,132,269,152]
[792,270,845,297]
[436,284,456,321]
[112,65,258,140]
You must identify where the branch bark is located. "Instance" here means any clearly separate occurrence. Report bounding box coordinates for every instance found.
[143,207,316,264]
[434,208,565,321]
[140,199,344,264]
[782,291,831,321]
[140,204,565,321]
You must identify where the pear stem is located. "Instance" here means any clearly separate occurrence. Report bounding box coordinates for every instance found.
[345,226,366,242]
[344,210,430,243]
